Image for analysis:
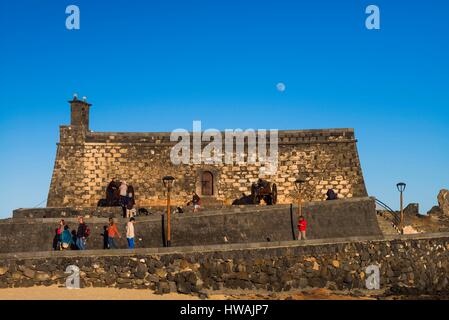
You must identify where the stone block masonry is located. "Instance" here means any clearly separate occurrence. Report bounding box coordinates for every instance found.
[0,233,448,296]
[46,97,368,207]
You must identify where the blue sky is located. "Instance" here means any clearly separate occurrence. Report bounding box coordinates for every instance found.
[0,0,448,218]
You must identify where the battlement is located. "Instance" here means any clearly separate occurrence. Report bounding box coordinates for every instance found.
[58,128,356,145]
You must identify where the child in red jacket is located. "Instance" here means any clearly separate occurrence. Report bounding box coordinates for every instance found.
[298,216,307,240]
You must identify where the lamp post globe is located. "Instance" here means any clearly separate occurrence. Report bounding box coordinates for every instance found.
[396,182,406,193]
[294,177,306,191]
[163,176,175,190]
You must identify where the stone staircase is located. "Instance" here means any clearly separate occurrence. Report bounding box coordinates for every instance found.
[376,212,400,236]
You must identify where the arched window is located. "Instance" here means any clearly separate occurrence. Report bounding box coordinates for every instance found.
[201,171,214,196]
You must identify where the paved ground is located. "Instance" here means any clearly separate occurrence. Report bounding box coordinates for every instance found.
[0,286,375,300]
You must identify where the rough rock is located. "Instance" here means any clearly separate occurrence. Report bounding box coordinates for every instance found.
[427,206,443,216]
[35,272,50,282]
[404,203,419,216]
[438,189,449,216]
[0,267,8,276]
[23,268,35,279]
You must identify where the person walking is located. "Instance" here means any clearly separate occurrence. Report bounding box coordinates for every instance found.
[76,216,89,250]
[101,226,109,249]
[126,217,136,249]
[297,216,307,240]
[108,217,121,249]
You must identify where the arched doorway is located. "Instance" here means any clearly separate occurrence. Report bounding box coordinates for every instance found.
[201,171,214,196]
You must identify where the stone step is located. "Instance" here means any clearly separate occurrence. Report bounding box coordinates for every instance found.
[376,213,400,236]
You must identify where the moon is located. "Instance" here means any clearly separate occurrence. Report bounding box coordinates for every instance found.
[276,82,286,92]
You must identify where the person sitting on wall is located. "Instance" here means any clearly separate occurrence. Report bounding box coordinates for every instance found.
[187,191,201,213]
[175,207,184,214]
[326,189,338,201]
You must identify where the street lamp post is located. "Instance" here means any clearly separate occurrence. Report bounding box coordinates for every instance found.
[294,177,306,217]
[162,176,175,247]
[396,182,406,234]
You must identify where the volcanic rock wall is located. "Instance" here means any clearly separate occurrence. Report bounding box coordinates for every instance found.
[1,233,448,295]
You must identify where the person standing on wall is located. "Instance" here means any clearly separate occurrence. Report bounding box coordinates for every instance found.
[126,184,136,218]
[297,216,307,240]
[119,181,128,205]
[108,217,121,249]
[76,216,90,250]
[106,178,119,206]
[126,217,136,249]
[119,181,129,217]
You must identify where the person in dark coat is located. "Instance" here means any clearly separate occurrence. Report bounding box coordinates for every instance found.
[52,228,60,251]
[101,226,109,249]
[106,178,119,206]
[70,230,78,250]
[326,189,338,200]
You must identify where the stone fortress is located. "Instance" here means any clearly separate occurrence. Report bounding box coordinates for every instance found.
[1,96,448,297]
[47,96,368,208]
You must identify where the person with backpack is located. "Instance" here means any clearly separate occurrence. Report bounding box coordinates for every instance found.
[108,217,121,249]
[297,215,307,240]
[61,225,74,250]
[76,216,90,250]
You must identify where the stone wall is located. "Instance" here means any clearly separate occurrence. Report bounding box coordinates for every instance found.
[1,233,448,295]
[47,100,367,207]
[1,198,381,253]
